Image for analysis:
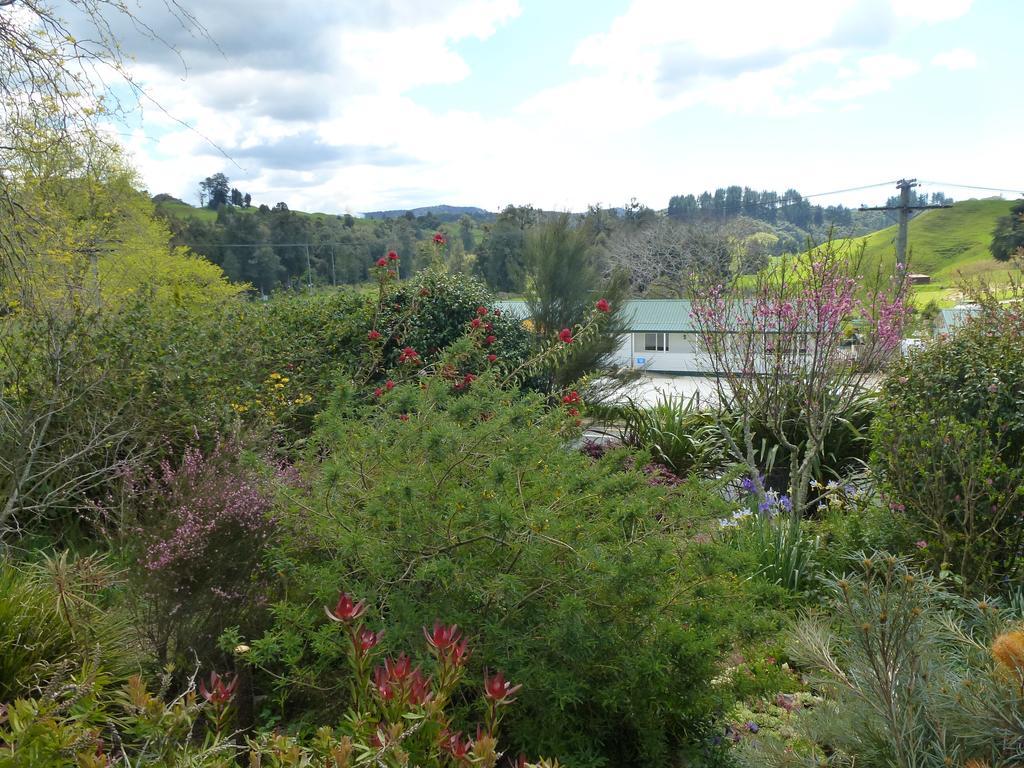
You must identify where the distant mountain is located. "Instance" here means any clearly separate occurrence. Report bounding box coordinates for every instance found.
[361,205,496,222]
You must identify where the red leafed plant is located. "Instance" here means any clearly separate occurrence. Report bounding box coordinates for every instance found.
[316,591,547,768]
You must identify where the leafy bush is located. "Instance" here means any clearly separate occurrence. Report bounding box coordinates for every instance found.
[376,268,534,377]
[725,386,875,499]
[873,305,1024,594]
[247,375,749,767]
[620,393,726,476]
[0,616,562,768]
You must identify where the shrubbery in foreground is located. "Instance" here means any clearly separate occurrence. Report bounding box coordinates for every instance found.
[244,373,766,766]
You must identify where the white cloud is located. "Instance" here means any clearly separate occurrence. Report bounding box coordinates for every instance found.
[102,0,984,212]
[931,48,978,71]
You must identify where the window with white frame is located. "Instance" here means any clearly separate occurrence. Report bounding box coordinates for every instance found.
[643,332,669,352]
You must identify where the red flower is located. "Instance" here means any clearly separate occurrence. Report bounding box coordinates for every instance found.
[483,670,522,703]
[373,667,394,701]
[367,329,382,340]
[595,298,610,313]
[399,413,410,421]
[385,654,412,681]
[424,621,462,653]
[567,407,579,417]
[487,354,497,363]
[353,626,383,655]
[448,637,471,667]
[373,387,383,398]
[199,671,239,705]
[433,232,446,245]
[387,250,399,261]
[385,379,395,391]
[476,306,488,316]
[485,335,497,345]
[463,373,477,385]
[441,730,472,760]
[325,592,366,623]
[419,287,430,297]
[408,667,433,706]
[493,308,501,316]
[562,391,581,405]
[485,322,493,332]
[558,328,574,344]
[471,318,482,328]
[398,346,420,364]
[376,257,388,267]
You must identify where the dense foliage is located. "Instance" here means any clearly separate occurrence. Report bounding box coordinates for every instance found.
[989,199,1024,261]
[873,300,1024,594]
[247,376,766,767]
[2,5,1020,766]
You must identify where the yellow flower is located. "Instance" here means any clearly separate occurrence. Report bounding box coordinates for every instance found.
[992,629,1024,677]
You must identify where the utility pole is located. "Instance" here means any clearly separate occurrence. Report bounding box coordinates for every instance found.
[859,179,952,272]
[304,243,313,291]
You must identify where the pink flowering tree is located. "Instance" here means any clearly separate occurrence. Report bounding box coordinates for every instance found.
[689,237,910,517]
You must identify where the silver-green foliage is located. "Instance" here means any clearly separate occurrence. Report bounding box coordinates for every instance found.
[741,553,1024,768]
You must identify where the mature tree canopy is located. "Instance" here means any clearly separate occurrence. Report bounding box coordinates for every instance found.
[990,200,1024,262]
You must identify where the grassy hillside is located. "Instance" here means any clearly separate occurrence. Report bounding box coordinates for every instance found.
[843,198,1016,304]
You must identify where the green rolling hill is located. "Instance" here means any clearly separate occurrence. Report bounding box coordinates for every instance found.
[841,198,1017,304]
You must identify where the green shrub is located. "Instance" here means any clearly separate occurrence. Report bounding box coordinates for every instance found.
[380,269,533,372]
[0,553,136,702]
[725,386,875,497]
[247,375,750,767]
[620,393,726,476]
[872,305,1024,594]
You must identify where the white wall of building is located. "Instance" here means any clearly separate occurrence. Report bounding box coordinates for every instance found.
[608,332,715,373]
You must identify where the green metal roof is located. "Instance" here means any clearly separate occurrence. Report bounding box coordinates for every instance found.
[621,300,696,332]
[938,306,979,330]
[491,299,697,332]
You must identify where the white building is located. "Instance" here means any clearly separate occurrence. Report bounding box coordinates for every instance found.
[494,299,715,374]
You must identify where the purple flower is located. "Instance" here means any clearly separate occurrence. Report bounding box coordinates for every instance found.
[740,477,755,493]
[779,495,793,513]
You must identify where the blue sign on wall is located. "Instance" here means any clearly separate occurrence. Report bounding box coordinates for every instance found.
[635,357,646,366]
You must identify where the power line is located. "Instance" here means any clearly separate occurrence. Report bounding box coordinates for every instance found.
[801,180,902,200]
[918,181,1024,196]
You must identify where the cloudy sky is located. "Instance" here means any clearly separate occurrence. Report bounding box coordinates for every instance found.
[81,0,1022,214]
